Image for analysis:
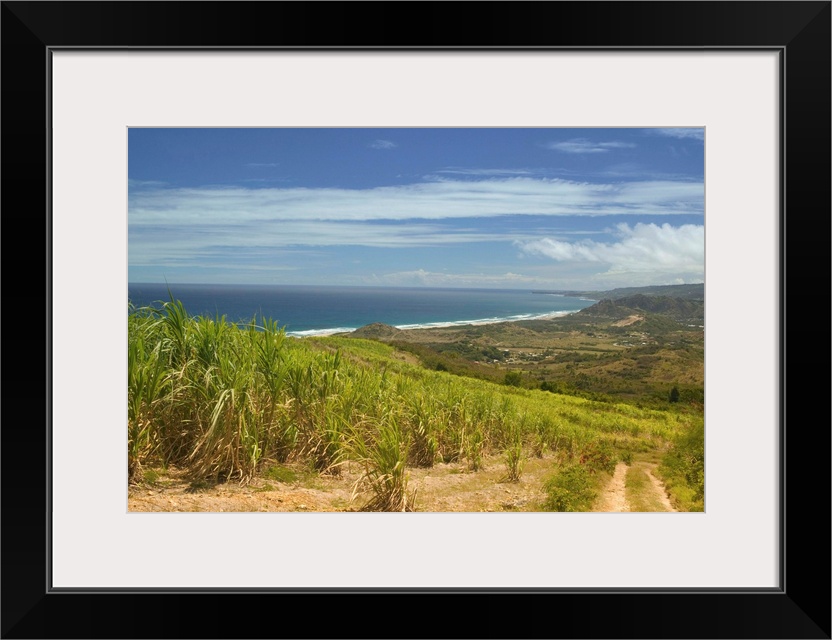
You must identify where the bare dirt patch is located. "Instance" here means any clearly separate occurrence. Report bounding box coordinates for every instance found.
[129,454,682,513]
[129,454,562,513]
[611,315,644,327]
[128,466,357,512]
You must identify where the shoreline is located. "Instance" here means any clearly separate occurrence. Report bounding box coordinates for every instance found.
[288,308,585,338]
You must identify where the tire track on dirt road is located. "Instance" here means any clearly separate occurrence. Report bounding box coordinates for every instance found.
[595,461,678,512]
[594,462,630,511]
[645,466,677,512]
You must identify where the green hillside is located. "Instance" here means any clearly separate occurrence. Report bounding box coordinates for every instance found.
[128,297,704,511]
[356,295,704,408]
[534,282,704,301]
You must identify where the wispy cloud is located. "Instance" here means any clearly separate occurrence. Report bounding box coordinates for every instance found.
[655,128,705,141]
[545,139,636,154]
[129,177,702,226]
[246,162,280,167]
[369,269,538,288]
[369,139,397,150]
[128,179,168,188]
[434,167,536,177]
[517,222,704,279]
[129,219,535,261]
[129,178,703,277]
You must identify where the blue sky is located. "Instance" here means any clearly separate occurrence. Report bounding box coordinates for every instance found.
[128,128,704,290]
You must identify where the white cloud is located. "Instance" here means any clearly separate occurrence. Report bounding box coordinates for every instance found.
[545,139,636,154]
[128,179,168,188]
[129,177,702,226]
[518,223,704,280]
[369,139,397,149]
[129,178,704,280]
[655,128,705,141]
[435,167,535,176]
[372,269,538,288]
[129,220,529,262]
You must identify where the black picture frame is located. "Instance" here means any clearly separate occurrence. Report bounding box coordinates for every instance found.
[2,2,829,638]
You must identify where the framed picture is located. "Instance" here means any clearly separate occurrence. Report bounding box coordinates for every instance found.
[3,2,829,638]
[124,124,706,517]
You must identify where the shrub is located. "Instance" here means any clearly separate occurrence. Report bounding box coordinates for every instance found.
[660,420,704,509]
[543,463,597,512]
[578,440,617,475]
[465,428,485,472]
[503,440,524,482]
[264,464,298,483]
[408,419,438,468]
[503,371,523,387]
[532,416,559,458]
[351,416,415,512]
[502,422,525,482]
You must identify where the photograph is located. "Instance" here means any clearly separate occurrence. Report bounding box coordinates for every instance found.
[127,127,705,513]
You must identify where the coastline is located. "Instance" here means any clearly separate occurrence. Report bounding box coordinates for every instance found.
[292,308,585,338]
[128,283,596,338]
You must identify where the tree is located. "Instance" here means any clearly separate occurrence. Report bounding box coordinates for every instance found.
[503,371,523,387]
[540,380,558,394]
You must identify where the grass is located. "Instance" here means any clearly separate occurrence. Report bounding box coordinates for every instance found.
[624,464,668,512]
[142,468,161,486]
[502,436,524,483]
[657,420,704,511]
[263,465,299,484]
[350,416,414,512]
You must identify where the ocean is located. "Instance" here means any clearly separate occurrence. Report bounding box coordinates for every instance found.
[127,283,596,337]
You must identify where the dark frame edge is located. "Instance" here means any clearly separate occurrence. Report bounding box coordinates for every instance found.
[2,3,51,638]
[45,44,55,610]
[780,3,831,633]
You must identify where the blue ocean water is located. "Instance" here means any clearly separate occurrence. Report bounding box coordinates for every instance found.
[127,283,595,337]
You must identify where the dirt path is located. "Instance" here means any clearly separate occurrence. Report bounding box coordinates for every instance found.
[645,466,677,512]
[128,455,681,513]
[594,461,678,512]
[594,462,630,512]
